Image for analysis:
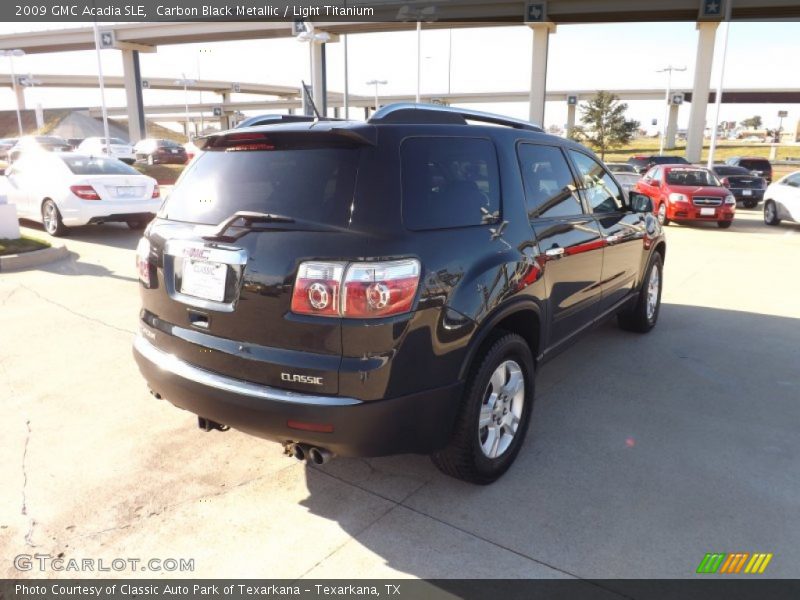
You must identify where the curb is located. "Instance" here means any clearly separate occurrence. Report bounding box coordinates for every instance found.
[0,243,69,272]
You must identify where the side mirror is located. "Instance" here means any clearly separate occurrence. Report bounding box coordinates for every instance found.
[630,192,653,213]
[651,179,661,187]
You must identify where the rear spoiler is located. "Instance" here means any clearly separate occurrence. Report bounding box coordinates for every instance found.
[196,125,377,150]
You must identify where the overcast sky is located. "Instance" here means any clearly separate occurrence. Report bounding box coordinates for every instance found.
[0,20,797,133]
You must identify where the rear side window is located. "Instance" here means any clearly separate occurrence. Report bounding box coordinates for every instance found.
[517,143,582,219]
[401,137,500,230]
[159,144,359,226]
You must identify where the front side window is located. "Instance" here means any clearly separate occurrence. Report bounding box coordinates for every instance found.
[401,137,500,230]
[569,151,625,214]
[517,143,582,219]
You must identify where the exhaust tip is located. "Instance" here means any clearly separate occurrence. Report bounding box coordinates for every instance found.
[292,443,307,461]
[308,447,332,465]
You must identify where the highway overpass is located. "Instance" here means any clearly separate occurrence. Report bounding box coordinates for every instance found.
[1,0,799,159]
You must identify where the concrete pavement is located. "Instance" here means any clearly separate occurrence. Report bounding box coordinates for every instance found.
[1,211,799,581]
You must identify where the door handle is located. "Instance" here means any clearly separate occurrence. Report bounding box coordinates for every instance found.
[545,247,565,259]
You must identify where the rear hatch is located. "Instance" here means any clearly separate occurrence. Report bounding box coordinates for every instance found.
[726,175,765,189]
[139,128,371,395]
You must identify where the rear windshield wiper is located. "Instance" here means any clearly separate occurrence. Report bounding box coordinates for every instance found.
[203,211,295,241]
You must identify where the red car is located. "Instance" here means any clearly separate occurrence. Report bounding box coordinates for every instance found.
[635,165,736,229]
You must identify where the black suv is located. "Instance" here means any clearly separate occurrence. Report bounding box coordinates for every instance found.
[627,154,690,174]
[133,104,666,484]
[725,156,773,183]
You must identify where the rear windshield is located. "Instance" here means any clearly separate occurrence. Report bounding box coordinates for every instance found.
[159,146,360,226]
[713,166,748,176]
[401,137,500,230]
[665,169,720,186]
[158,140,181,148]
[651,156,689,165]
[739,159,771,170]
[61,156,140,175]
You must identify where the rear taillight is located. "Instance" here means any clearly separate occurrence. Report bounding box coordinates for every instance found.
[290,262,345,317]
[136,237,151,287]
[291,259,420,319]
[152,184,160,199]
[343,260,420,318]
[70,185,101,200]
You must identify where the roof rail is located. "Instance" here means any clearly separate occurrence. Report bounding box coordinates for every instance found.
[368,103,543,132]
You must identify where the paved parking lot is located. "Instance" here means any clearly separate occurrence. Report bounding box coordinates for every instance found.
[2,210,799,581]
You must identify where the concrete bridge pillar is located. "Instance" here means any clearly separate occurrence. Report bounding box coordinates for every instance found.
[686,21,719,162]
[121,49,146,142]
[665,103,680,150]
[528,23,555,126]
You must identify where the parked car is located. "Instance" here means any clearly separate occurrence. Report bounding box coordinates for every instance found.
[635,165,736,228]
[725,156,772,183]
[0,137,18,161]
[8,135,72,163]
[606,163,641,193]
[627,154,690,174]
[134,139,187,165]
[5,152,160,236]
[605,162,638,174]
[132,104,666,484]
[77,137,136,164]
[763,170,800,227]
[711,165,767,209]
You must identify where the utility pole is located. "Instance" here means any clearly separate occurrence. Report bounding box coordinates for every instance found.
[656,65,686,156]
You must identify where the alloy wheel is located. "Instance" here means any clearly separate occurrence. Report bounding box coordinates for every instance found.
[478,360,525,459]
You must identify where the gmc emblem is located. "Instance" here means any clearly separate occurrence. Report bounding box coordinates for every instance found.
[183,247,211,260]
[281,372,323,386]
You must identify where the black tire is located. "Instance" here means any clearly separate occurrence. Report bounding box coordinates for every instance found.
[126,219,148,230]
[617,253,663,333]
[743,200,758,209]
[764,201,781,226]
[717,220,732,229]
[431,332,535,485]
[41,199,68,237]
[656,202,670,226]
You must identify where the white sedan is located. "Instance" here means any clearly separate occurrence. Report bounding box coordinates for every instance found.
[77,137,136,164]
[763,170,800,227]
[5,152,161,236]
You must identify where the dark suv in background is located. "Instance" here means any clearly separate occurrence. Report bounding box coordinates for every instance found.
[133,104,666,484]
[725,156,773,183]
[627,154,690,174]
[711,165,767,208]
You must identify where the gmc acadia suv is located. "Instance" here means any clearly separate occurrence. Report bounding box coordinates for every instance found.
[133,104,666,484]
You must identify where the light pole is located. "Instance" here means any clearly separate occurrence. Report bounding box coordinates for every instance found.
[175,74,197,138]
[197,48,210,133]
[656,65,686,155]
[0,49,25,136]
[366,79,387,113]
[707,1,733,168]
[416,21,422,103]
[90,23,111,151]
